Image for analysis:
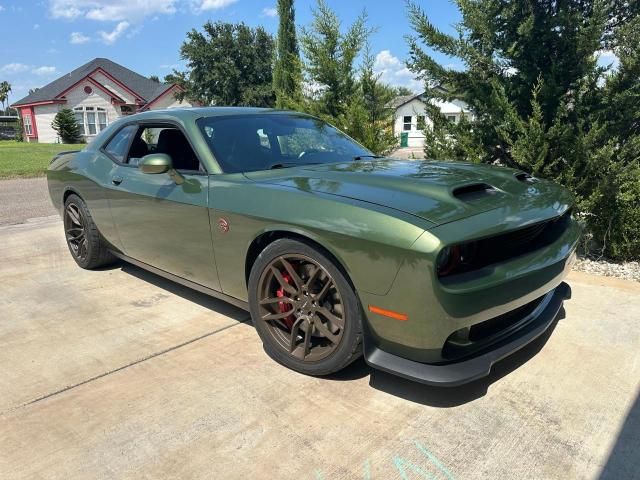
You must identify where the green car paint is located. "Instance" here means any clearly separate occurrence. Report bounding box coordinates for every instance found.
[47,107,580,384]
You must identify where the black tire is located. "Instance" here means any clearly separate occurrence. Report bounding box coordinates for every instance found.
[248,238,363,376]
[63,194,115,269]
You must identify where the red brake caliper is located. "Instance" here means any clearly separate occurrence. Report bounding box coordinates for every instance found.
[276,272,295,329]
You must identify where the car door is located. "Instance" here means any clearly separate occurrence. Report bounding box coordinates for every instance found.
[105,122,221,291]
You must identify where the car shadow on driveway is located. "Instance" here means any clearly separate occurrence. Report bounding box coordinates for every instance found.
[114,258,565,408]
[330,308,566,408]
[118,261,250,323]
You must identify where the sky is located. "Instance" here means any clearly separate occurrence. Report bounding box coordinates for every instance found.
[0,0,466,104]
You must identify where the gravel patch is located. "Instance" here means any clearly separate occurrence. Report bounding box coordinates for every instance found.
[574,257,640,283]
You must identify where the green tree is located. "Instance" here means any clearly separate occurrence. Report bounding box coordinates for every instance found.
[300,0,372,122]
[407,0,639,260]
[149,75,160,83]
[577,16,640,260]
[52,109,82,144]
[407,0,607,166]
[171,22,275,107]
[344,47,397,154]
[393,86,414,97]
[14,117,23,142]
[273,0,303,109]
[0,81,11,113]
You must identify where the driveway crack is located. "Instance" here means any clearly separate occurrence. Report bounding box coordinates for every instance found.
[2,319,249,415]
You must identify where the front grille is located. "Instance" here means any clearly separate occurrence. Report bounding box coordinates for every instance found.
[438,209,571,279]
[442,294,547,360]
[468,295,544,342]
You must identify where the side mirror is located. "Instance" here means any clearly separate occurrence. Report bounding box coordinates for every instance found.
[139,154,172,174]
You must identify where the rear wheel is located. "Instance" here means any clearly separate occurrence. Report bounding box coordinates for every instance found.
[63,194,115,269]
[248,239,363,376]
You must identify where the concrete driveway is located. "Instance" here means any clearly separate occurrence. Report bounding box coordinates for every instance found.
[0,177,57,226]
[1,214,639,479]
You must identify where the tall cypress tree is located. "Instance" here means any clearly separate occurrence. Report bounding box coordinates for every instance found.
[273,0,302,108]
[300,0,371,121]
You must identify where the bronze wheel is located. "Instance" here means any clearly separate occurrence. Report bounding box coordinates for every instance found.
[257,254,345,362]
[249,239,362,376]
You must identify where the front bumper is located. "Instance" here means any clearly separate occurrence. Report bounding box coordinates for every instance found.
[363,282,571,387]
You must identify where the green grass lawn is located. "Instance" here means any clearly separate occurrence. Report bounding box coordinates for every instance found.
[0,141,81,179]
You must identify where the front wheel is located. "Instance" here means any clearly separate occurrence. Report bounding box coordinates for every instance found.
[248,238,363,376]
[63,194,115,269]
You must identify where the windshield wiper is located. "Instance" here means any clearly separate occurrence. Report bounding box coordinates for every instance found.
[270,162,321,169]
[353,154,383,160]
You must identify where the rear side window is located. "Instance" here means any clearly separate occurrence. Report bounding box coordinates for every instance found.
[103,125,137,163]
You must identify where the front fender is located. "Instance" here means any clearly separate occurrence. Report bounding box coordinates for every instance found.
[208,176,431,300]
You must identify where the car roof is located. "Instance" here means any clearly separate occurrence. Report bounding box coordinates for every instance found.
[131,107,311,122]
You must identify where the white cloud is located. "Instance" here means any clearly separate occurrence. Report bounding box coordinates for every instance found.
[32,66,58,76]
[49,0,177,22]
[0,5,5,12]
[99,21,129,45]
[34,23,40,29]
[261,6,277,17]
[70,32,90,44]
[194,0,238,12]
[160,63,180,69]
[0,63,58,78]
[0,63,30,74]
[374,50,423,93]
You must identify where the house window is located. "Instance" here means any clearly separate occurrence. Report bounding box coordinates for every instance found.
[98,111,107,131]
[23,114,33,136]
[403,116,412,131]
[74,106,108,136]
[417,116,426,130]
[447,115,457,123]
[73,109,85,135]
[120,105,135,116]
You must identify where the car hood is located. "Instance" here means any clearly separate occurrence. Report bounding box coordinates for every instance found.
[244,159,573,226]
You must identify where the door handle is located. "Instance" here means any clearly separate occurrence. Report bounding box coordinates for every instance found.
[112,175,123,186]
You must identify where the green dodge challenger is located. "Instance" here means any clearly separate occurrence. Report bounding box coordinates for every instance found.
[47,108,580,386]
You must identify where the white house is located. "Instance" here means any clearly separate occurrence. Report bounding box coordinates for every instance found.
[11,58,194,143]
[390,92,472,148]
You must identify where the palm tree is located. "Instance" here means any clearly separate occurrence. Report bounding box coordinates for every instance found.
[0,81,12,114]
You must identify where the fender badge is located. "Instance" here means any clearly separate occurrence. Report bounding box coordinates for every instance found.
[217,218,230,233]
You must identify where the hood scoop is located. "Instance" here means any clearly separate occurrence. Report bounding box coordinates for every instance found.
[452,183,498,202]
[515,172,538,183]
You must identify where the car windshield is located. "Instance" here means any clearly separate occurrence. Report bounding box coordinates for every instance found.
[197,113,374,173]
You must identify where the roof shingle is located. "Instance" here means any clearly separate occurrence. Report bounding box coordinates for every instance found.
[12,58,170,107]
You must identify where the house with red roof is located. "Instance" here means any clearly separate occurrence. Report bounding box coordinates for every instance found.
[11,58,193,143]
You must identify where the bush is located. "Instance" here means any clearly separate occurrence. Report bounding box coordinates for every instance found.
[579,138,640,260]
[52,108,81,144]
[14,117,23,142]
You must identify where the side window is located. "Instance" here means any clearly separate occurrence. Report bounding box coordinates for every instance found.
[103,125,138,163]
[151,126,201,172]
